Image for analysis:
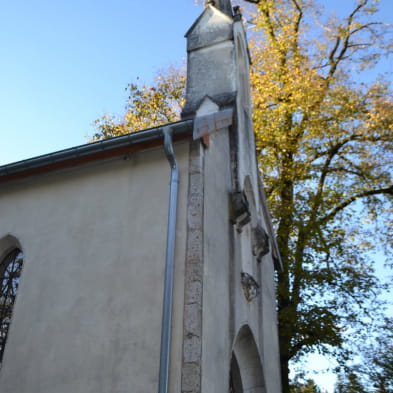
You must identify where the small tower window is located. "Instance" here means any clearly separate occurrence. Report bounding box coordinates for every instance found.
[0,248,23,365]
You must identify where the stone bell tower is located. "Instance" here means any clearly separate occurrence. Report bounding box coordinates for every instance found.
[180,1,282,392]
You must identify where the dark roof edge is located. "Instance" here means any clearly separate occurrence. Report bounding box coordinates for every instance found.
[0,119,193,182]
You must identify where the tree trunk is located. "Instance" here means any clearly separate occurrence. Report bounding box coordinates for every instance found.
[275,151,296,393]
[279,328,291,393]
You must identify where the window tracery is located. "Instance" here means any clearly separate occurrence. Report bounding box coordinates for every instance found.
[0,248,23,364]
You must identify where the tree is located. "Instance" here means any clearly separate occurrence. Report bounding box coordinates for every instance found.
[92,66,185,141]
[92,1,393,392]
[249,1,392,391]
[334,371,368,393]
[290,378,322,393]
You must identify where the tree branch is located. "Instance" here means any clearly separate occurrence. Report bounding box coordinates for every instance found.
[319,185,393,224]
[309,134,360,164]
[327,0,370,78]
[291,0,303,36]
[260,4,276,42]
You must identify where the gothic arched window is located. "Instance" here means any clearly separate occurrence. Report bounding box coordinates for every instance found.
[0,248,23,364]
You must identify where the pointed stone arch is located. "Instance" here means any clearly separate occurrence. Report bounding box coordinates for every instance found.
[230,325,266,393]
[0,235,22,263]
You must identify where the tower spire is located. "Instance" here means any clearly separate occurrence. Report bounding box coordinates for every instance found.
[206,0,233,17]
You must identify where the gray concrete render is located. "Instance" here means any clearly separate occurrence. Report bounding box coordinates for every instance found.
[0,2,282,393]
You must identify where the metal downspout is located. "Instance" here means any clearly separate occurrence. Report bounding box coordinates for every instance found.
[158,126,179,393]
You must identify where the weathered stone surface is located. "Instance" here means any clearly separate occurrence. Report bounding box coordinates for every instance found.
[184,303,202,337]
[182,140,205,393]
[188,176,203,195]
[183,335,201,363]
[184,280,202,305]
[186,229,203,262]
[182,362,201,392]
[185,263,203,284]
[187,195,203,229]
[189,157,203,175]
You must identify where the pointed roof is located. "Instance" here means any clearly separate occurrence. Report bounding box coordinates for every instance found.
[185,4,233,52]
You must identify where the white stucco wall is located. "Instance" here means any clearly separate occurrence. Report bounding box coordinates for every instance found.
[0,141,190,393]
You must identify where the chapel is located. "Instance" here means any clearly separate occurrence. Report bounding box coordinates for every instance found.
[0,1,282,392]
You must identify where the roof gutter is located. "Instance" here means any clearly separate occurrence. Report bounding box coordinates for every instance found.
[0,119,193,183]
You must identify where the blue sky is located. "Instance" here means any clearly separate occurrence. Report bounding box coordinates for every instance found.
[0,0,201,165]
[0,0,392,166]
